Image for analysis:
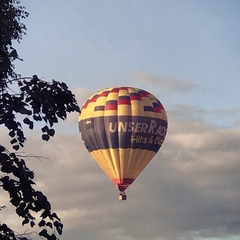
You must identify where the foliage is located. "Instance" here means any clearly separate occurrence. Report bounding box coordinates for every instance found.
[0,1,80,239]
[0,76,79,239]
[1,76,79,150]
[0,0,28,88]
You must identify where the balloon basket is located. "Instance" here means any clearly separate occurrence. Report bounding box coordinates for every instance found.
[119,192,127,201]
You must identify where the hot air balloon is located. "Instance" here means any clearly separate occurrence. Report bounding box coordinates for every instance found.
[78,86,167,200]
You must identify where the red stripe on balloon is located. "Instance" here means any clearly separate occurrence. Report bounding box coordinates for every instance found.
[82,99,90,109]
[100,91,109,97]
[105,105,117,110]
[105,100,118,110]
[118,96,130,105]
[112,178,134,191]
[90,94,99,102]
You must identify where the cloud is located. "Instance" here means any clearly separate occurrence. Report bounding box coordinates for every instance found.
[130,72,197,92]
[72,87,95,108]
[169,104,240,128]
[1,93,240,240]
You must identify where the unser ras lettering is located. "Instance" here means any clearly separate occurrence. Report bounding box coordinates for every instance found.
[109,120,167,136]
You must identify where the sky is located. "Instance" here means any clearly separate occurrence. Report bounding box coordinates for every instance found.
[1,0,240,240]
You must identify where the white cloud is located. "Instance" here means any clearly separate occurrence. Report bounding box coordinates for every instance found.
[130,72,197,92]
[1,92,240,240]
[72,87,95,108]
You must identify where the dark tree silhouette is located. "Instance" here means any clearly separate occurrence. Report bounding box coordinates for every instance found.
[0,1,80,239]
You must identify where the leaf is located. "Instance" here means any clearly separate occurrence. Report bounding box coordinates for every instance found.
[51,212,60,221]
[38,219,45,227]
[13,144,20,151]
[47,129,55,137]
[41,125,49,132]
[23,117,34,129]
[56,110,66,119]
[27,213,36,221]
[16,205,24,217]
[39,229,49,238]
[50,233,57,240]
[0,145,5,152]
[46,222,53,228]
[54,221,63,235]
[17,129,24,139]
[18,106,32,115]
[8,130,15,137]
[9,49,18,58]
[22,218,29,226]
[10,138,17,145]
[30,221,35,227]
[10,196,21,207]
[23,117,31,125]
[42,134,50,141]
[18,81,23,86]
[1,162,13,173]
[33,114,42,121]
[40,210,49,219]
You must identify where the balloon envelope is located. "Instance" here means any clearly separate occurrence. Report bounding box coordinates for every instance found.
[79,86,167,193]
